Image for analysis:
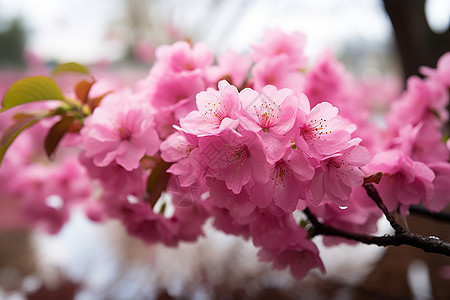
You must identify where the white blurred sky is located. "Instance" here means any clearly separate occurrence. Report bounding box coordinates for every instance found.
[0,0,449,64]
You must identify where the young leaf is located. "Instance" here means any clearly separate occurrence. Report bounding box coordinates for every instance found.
[75,80,95,103]
[52,62,90,77]
[44,116,76,159]
[0,114,48,166]
[87,90,112,111]
[364,172,383,184]
[13,112,42,122]
[1,76,64,112]
[146,160,172,208]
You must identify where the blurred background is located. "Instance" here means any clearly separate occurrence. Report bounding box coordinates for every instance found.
[0,0,449,299]
[1,0,449,75]
[0,0,407,71]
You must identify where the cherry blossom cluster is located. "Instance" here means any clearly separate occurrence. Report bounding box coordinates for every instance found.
[1,29,449,279]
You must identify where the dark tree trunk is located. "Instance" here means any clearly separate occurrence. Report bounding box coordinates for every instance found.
[383,0,450,81]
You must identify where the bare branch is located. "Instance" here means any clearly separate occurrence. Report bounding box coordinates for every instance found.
[304,208,450,256]
[409,205,450,223]
[363,183,404,234]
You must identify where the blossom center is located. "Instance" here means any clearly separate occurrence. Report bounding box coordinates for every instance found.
[254,100,280,129]
[177,140,195,158]
[302,118,331,142]
[118,127,132,141]
[272,160,291,187]
[227,144,250,168]
[203,101,227,127]
[328,159,342,169]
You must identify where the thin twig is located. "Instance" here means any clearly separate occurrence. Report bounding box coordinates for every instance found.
[409,205,450,223]
[304,208,450,256]
[363,183,404,234]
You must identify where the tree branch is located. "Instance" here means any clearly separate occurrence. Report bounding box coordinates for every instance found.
[409,205,450,223]
[363,183,404,233]
[383,0,450,81]
[304,208,450,256]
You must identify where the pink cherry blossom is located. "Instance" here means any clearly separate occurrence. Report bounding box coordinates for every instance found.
[295,101,354,158]
[142,72,206,119]
[355,75,402,114]
[180,80,241,136]
[387,76,449,131]
[81,89,160,171]
[170,201,210,242]
[3,29,450,283]
[311,141,371,206]
[206,50,252,88]
[23,198,70,234]
[239,85,299,136]
[45,156,92,205]
[258,244,325,279]
[420,52,450,87]
[425,162,450,212]
[198,129,270,194]
[250,210,325,279]
[364,149,435,214]
[393,120,449,164]
[160,129,198,163]
[207,178,256,219]
[207,200,251,239]
[166,176,206,207]
[249,210,306,251]
[251,28,307,69]
[160,129,206,188]
[309,186,382,246]
[303,50,350,107]
[251,55,304,92]
[137,41,213,120]
[250,148,314,212]
[3,156,92,234]
[79,152,147,197]
[155,41,213,75]
[83,200,107,223]
[113,199,179,246]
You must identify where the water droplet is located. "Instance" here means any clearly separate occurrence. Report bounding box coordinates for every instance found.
[338,205,349,210]
[429,235,440,240]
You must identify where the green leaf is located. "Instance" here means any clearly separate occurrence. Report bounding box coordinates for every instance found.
[0,113,48,166]
[1,76,65,112]
[146,160,172,208]
[52,62,90,77]
[44,116,76,159]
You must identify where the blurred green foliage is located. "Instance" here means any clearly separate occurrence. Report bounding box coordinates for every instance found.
[0,18,26,68]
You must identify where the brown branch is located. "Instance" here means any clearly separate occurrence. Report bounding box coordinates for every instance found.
[383,0,450,81]
[304,208,450,256]
[363,183,404,234]
[409,205,450,223]
[304,181,450,256]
